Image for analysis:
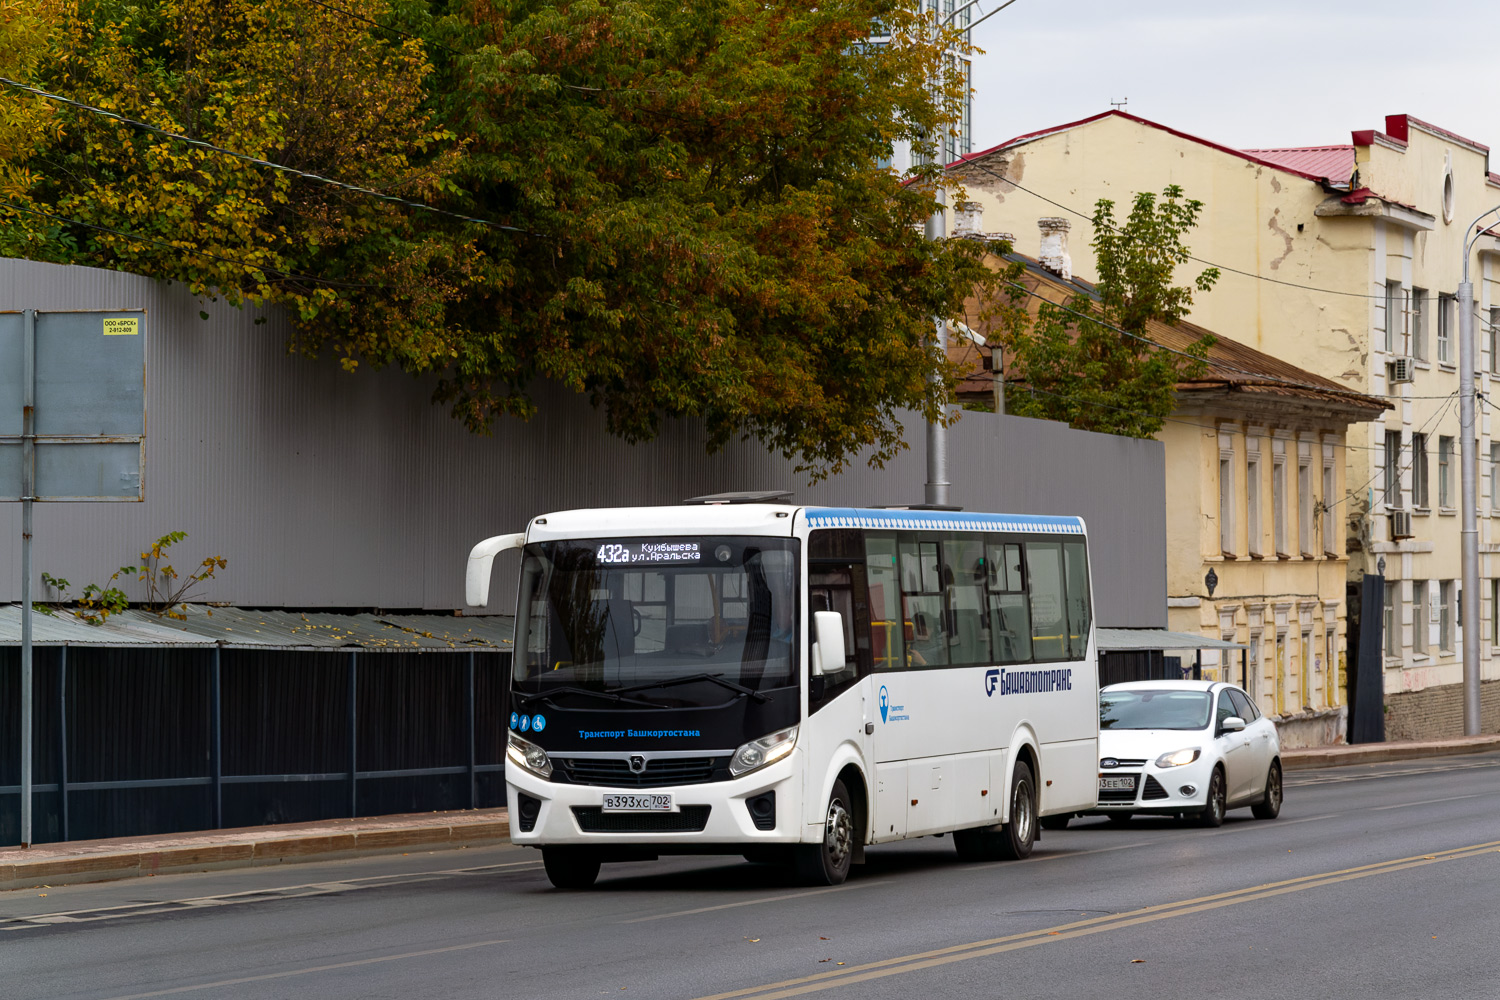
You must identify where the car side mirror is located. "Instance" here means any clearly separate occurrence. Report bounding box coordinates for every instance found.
[1220,716,1246,734]
[811,611,845,678]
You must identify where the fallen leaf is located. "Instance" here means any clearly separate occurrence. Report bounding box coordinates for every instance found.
[37,894,45,897]
[1048,932,1060,936]
[750,939,760,943]
[819,959,832,963]
[819,936,829,941]
[837,963,845,966]
[1131,959,1144,964]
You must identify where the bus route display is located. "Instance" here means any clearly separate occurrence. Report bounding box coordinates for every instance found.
[595,541,703,565]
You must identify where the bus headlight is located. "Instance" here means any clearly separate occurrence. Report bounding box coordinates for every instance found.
[507,732,553,780]
[729,725,798,777]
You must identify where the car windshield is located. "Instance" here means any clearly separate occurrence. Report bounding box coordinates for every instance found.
[512,536,799,708]
[1099,689,1213,731]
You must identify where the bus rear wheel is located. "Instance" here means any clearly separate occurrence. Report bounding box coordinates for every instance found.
[795,779,855,886]
[542,847,601,889]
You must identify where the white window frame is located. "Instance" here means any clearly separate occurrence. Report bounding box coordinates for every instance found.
[1298,443,1313,557]
[1219,432,1236,555]
[1439,436,1453,509]
[1384,281,1403,354]
[1412,432,1429,509]
[1411,288,1427,361]
[1437,293,1454,364]
[1273,438,1288,556]
[1412,579,1428,655]
[1322,444,1337,555]
[1440,579,1454,652]
[1247,439,1263,557]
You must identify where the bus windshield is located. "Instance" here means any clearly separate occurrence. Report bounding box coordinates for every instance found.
[513,537,799,708]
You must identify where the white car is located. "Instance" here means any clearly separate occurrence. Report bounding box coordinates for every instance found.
[1071,680,1282,828]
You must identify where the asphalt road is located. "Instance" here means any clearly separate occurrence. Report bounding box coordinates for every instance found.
[4,752,1499,1000]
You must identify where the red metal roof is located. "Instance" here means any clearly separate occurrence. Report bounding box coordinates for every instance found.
[1240,146,1355,184]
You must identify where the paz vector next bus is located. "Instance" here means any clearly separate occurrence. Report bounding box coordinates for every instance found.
[465,495,1100,889]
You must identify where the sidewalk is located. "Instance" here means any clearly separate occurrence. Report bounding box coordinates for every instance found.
[0,808,509,892]
[5,736,1499,892]
[1280,734,1500,770]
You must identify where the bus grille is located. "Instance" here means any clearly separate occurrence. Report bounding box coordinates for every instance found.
[571,806,712,833]
[556,756,723,788]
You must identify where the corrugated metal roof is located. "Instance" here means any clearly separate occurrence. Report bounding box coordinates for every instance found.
[1241,146,1355,183]
[1097,627,1245,652]
[0,604,514,649]
[958,256,1391,418]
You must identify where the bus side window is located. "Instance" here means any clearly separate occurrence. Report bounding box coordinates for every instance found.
[1026,541,1068,662]
[866,534,906,671]
[900,536,948,667]
[986,540,1031,664]
[1063,541,1092,659]
[942,536,988,666]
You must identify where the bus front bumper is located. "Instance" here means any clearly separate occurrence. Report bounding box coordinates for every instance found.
[507,755,805,849]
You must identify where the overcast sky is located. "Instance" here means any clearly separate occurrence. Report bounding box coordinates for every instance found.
[968,0,1500,154]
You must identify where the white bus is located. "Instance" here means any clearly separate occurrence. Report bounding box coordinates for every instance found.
[466,496,1100,889]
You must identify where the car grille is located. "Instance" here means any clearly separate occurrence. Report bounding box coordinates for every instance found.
[555,756,724,788]
[571,806,711,833]
[1100,758,1148,768]
[1141,775,1170,800]
[1098,774,1141,803]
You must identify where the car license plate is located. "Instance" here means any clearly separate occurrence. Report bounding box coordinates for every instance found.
[1098,775,1137,792]
[602,793,675,813]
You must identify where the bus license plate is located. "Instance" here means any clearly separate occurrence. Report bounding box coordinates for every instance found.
[1098,775,1137,792]
[602,793,675,813]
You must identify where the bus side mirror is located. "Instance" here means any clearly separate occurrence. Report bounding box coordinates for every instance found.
[812,611,845,678]
[465,532,526,607]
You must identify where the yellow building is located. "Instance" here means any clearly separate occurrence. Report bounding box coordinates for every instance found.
[955,251,1388,745]
[949,111,1500,738]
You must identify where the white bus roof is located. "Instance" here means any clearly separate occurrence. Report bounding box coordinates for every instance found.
[525,505,1086,540]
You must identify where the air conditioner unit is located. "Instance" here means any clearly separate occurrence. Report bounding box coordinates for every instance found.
[1390,357,1416,384]
[1389,509,1414,539]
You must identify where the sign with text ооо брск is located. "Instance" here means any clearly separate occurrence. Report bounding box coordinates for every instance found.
[0,309,146,501]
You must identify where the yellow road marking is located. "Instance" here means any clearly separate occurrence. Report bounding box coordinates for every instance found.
[691,839,1500,1000]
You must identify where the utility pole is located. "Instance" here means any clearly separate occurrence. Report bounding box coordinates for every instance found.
[1458,205,1500,736]
[925,188,949,507]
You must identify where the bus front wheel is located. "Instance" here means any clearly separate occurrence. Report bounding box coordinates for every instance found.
[953,761,1037,862]
[542,847,601,889]
[795,779,855,886]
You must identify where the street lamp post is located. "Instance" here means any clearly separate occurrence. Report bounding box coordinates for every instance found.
[1457,204,1500,737]
[925,189,949,507]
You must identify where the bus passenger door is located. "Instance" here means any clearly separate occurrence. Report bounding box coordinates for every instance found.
[806,532,877,842]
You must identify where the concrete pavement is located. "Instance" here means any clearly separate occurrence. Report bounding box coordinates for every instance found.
[4,734,1497,892]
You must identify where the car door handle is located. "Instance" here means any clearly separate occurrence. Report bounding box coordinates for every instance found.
[865,722,876,735]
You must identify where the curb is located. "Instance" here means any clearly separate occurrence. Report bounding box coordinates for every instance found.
[1282,736,1500,771]
[0,813,510,893]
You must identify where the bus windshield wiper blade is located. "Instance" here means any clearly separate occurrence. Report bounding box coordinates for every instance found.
[522,686,668,709]
[613,673,769,703]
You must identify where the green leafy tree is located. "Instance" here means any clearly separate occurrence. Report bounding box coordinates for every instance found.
[998,185,1221,437]
[0,0,996,477]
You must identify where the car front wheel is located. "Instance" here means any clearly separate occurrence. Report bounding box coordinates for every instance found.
[1197,767,1226,828]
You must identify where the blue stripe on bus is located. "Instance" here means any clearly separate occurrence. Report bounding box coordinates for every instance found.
[802,508,1084,534]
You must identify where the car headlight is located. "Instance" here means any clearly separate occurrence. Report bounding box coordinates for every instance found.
[1155,747,1202,768]
[507,731,553,779]
[729,725,798,777]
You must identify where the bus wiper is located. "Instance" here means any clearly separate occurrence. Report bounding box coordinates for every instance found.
[521,686,669,709]
[613,673,769,703]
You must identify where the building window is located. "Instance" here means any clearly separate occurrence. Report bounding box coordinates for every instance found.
[1413,579,1428,654]
[1322,460,1337,555]
[1247,449,1263,556]
[1412,433,1429,508]
[1383,579,1397,657]
[1490,307,1500,374]
[1439,436,1453,509]
[1437,293,1455,364]
[1440,580,1454,652]
[1492,578,1499,646]
[1274,632,1287,715]
[1384,430,1402,507]
[1298,457,1313,555]
[1384,281,1403,354]
[1248,632,1262,705]
[1301,628,1313,709]
[1411,288,1427,360]
[1273,455,1288,555]
[1492,443,1500,513]
[1219,435,1235,555]
[1326,629,1338,706]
